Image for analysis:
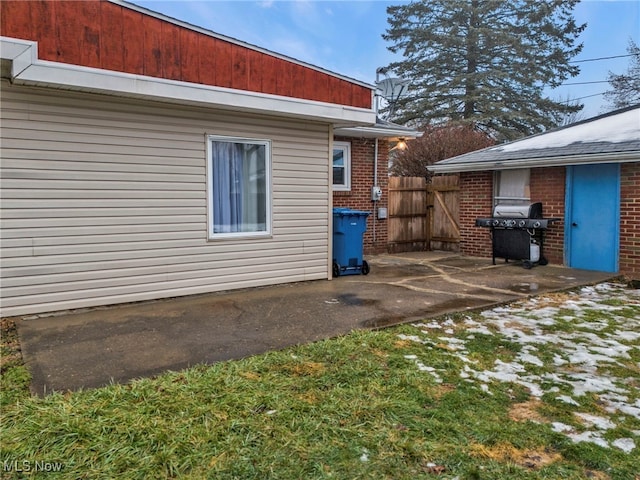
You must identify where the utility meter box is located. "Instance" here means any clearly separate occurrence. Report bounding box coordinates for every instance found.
[371,186,382,201]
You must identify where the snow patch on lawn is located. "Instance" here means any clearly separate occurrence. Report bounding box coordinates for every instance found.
[400,282,640,452]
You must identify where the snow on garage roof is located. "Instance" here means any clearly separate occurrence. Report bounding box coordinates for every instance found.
[429,105,640,173]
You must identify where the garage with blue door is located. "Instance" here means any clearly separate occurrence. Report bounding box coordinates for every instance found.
[428,105,640,280]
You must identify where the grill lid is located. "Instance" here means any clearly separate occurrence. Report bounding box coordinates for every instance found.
[493,202,542,219]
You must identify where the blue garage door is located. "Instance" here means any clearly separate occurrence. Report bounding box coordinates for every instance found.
[566,164,620,272]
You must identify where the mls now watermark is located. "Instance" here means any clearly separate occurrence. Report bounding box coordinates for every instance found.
[3,460,64,473]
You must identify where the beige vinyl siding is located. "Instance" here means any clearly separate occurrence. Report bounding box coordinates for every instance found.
[0,81,331,316]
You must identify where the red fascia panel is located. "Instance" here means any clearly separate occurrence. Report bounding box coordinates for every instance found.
[142,14,163,78]
[80,1,102,69]
[261,54,279,96]
[276,59,294,97]
[231,43,248,91]
[291,63,306,100]
[54,1,84,65]
[180,28,201,84]
[162,21,182,80]
[302,68,317,102]
[30,1,57,61]
[314,69,332,104]
[355,85,372,109]
[121,6,144,75]
[100,1,125,72]
[198,34,217,85]
[1,1,32,46]
[329,77,344,103]
[215,39,233,88]
[0,0,372,109]
[247,49,263,93]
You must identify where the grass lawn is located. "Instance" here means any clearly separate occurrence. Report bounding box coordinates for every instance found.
[1,283,638,479]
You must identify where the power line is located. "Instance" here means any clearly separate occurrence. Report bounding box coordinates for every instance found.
[557,92,606,104]
[577,92,606,100]
[569,53,638,64]
[559,76,639,87]
[561,80,610,85]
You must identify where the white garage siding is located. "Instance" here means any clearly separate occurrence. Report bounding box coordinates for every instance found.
[0,81,332,316]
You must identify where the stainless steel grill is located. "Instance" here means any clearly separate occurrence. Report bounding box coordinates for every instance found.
[475,202,559,269]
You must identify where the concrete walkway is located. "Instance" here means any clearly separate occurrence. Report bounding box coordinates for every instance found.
[14,252,614,395]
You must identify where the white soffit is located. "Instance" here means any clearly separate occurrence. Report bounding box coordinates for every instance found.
[1,37,375,127]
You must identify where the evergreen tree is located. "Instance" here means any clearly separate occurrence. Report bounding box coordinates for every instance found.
[382,0,585,140]
[603,39,640,110]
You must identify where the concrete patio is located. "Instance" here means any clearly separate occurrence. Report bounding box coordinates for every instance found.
[13,251,614,395]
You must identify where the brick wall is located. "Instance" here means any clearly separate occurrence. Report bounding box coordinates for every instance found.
[530,167,565,265]
[333,137,389,254]
[620,162,640,279]
[459,171,493,257]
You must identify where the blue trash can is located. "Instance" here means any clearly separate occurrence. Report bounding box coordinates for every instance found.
[332,207,370,276]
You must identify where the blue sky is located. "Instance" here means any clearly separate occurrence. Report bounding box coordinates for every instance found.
[133,0,639,120]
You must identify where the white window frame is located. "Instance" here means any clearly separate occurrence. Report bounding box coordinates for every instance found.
[206,135,272,240]
[332,141,351,191]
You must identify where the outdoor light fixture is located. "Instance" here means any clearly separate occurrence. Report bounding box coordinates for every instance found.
[392,138,407,151]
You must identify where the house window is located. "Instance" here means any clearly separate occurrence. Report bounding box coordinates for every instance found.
[207,136,271,239]
[332,141,351,191]
[494,169,530,206]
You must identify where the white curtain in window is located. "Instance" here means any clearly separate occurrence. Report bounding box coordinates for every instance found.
[212,142,244,233]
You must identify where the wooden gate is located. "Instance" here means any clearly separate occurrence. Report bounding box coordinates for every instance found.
[387,175,460,253]
[429,175,460,251]
[387,176,430,253]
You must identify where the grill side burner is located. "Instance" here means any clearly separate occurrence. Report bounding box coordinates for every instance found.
[475,202,559,269]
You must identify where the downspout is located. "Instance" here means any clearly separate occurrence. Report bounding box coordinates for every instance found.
[373,68,380,246]
[374,138,379,188]
[373,138,378,243]
[329,129,334,280]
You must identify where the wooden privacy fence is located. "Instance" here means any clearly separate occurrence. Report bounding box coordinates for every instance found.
[387,175,460,253]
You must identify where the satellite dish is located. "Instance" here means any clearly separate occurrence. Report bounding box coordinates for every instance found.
[375,76,410,119]
[375,77,410,103]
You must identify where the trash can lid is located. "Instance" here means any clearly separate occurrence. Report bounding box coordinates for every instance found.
[332,207,370,216]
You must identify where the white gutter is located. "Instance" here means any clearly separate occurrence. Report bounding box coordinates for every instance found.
[1,36,375,127]
[334,124,421,140]
[428,151,640,173]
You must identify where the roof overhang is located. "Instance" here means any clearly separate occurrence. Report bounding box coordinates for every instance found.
[429,106,640,173]
[1,36,375,128]
[334,120,422,141]
[429,151,640,173]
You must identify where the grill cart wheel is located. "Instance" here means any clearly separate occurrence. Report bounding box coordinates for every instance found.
[539,257,548,266]
[332,261,341,278]
[362,260,370,275]
[523,260,533,269]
